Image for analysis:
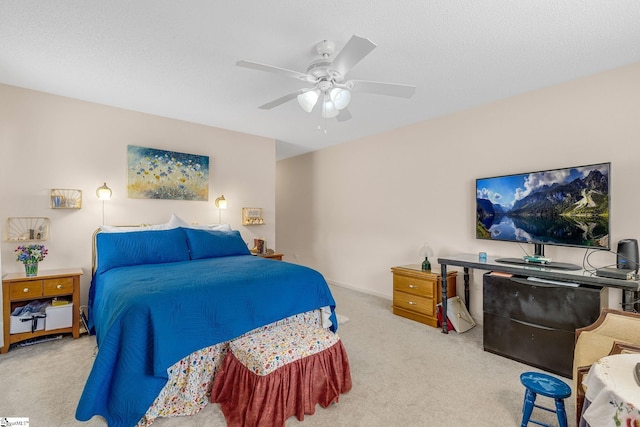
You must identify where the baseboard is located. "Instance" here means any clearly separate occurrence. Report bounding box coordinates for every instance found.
[326,279,392,301]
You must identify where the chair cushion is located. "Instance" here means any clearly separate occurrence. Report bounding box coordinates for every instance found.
[230,322,340,376]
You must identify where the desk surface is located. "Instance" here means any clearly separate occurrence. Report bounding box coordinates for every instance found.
[438,253,639,291]
[582,353,640,426]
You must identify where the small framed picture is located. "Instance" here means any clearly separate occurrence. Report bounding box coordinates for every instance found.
[242,208,264,225]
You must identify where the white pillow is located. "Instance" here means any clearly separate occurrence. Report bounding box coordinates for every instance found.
[100,213,185,233]
[168,214,233,230]
[167,213,190,228]
[99,223,175,233]
[172,213,232,231]
[99,214,231,233]
[186,223,232,231]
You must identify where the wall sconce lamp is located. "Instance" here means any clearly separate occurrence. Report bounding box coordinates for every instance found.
[419,242,434,271]
[215,195,227,223]
[96,182,112,225]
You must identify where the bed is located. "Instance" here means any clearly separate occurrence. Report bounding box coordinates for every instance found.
[75,224,339,427]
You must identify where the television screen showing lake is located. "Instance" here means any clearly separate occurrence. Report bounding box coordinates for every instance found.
[476,163,610,249]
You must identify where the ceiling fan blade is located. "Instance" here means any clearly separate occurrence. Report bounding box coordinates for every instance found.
[236,60,314,82]
[348,80,416,98]
[329,35,376,77]
[336,108,352,122]
[258,89,306,110]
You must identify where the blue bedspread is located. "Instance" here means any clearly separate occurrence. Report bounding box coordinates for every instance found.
[76,255,337,426]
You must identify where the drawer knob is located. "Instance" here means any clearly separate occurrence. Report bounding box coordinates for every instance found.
[23,287,29,293]
[408,301,417,305]
[408,284,418,289]
[56,284,62,289]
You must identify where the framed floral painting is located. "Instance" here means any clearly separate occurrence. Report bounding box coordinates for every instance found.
[127,145,209,200]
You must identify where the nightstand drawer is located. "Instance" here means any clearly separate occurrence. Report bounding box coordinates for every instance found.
[393,291,434,316]
[391,265,456,328]
[43,277,73,296]
[9,281,43,300]
[393,275,434,298]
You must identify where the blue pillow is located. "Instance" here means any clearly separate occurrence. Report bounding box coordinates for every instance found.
[183,228,250,259]
[96,228,190,274]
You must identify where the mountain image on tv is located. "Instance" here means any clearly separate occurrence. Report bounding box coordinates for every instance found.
[476,163,610,249]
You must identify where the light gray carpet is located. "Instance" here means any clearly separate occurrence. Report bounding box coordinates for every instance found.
[0,285,575,426]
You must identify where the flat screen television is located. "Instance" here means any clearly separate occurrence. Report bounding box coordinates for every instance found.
[476,162,610,261]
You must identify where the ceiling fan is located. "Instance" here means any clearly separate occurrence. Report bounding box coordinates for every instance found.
[236,35,416,121]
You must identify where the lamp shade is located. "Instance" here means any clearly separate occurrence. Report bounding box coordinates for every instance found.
[329,87,351,110]
[419,243,434,258]
[321,96,339,119]
[96,182,112,200]
[215,195,227,209]
[297,90,319,113]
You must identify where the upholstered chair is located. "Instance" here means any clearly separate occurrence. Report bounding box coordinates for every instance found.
[573,308,640,425]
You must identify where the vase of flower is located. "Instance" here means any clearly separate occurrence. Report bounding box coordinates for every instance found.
[15,244,48,277]
[24,262,38,277]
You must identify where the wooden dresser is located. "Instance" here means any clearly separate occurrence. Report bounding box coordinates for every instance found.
[391,264,457,328]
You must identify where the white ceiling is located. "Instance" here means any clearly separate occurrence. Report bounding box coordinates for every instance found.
[2,1,639,160]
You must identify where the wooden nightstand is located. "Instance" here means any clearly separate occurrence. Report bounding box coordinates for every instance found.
[258,253,284,261]
[391,265,456,328]
[2,268,82,353]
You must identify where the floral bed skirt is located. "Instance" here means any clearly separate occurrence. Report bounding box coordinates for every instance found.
[210,336,352,427]
[136,310,324,426]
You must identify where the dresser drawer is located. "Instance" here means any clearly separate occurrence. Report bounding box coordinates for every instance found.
[43,277,73,296]
[393,290,434,317]
[393,274,434,298]
[483,312,574,377]
[391,266,457,328]
[9,280,43,300]
[483,273,602,331]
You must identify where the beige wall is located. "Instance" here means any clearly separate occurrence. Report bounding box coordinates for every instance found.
[0,84,276,347]
[277,63,640,320]
[2,62,638,346]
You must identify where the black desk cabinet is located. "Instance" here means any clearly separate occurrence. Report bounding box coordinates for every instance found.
[483,273,604,378]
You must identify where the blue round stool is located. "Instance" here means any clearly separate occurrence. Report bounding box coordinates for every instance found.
[520,372,571,427]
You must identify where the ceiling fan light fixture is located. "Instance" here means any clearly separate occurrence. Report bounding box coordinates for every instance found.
[322,95,339,119]
[329,87,351,110]
[297,90,319,113]
[237,35,416,122]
